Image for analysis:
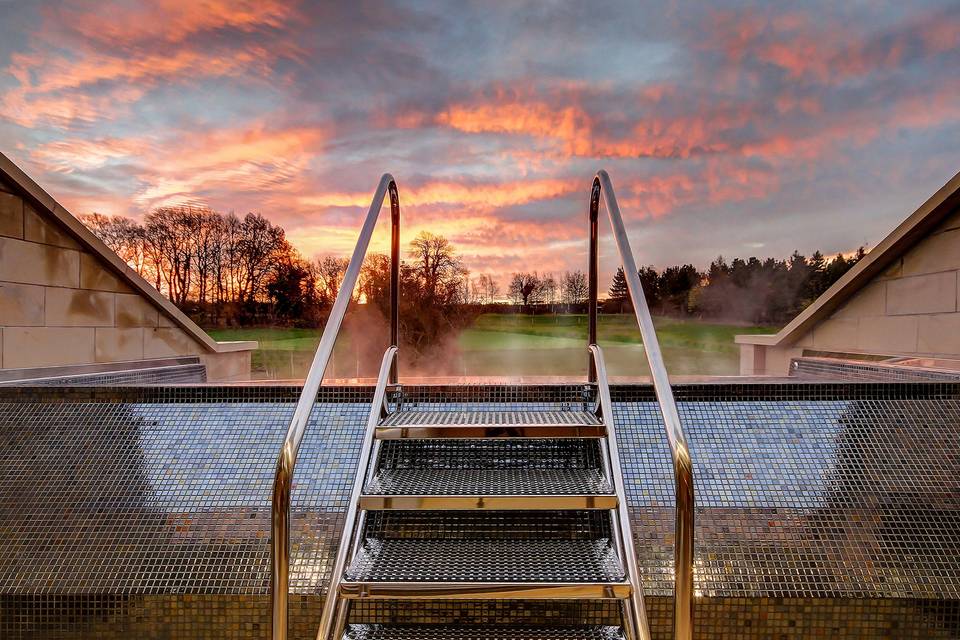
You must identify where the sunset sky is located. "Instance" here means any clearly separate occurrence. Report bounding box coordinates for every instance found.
[1,1,958,287]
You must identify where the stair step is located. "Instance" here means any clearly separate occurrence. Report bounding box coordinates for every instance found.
[343,625,627,639]
[377,410,604,439]
[342,511,626,599]
[342,537,626,585]
[359,491,617,510]
[361,439,615,510]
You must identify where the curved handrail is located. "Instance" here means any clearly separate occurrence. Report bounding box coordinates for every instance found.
[588,170,694,640]
[589,344,651,640]
[271,174,400,640]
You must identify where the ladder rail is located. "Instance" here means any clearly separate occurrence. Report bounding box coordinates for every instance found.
[590,344,651,640]
[588,170,695,640]
[272,174,401,640]
[317,346,399,640]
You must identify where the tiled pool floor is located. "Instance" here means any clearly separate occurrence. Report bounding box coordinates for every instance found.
[0,382,958,638]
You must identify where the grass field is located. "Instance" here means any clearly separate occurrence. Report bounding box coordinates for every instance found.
[209,314,776,380]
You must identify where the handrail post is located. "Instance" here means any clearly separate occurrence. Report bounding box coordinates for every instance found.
[590,170,695,640]
[588,180,600,383]
[271,174,399,640]
[389,182,400,384]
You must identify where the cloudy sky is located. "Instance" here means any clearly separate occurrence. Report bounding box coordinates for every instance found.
[0,0,958,286]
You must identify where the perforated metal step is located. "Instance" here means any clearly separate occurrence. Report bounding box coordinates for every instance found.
[377,410,604,439]
[341,511,628,599]
[343,625,627,639]
[361,440,616,510]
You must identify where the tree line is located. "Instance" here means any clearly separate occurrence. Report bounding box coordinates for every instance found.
[82,207,294,311]
[83,206,866,331]
[81,208,473,339]
[608,249,864,324]
[502,248,864,324]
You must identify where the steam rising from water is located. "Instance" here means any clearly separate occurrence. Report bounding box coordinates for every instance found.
[253,310,744,382]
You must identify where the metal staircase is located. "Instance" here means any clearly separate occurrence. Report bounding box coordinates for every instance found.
[270,172,694,640]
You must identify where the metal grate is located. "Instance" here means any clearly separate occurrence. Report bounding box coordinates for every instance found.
[343,625,626,639]
[346,511,623,583]
[375,439,604,470]
[363,510,611,540]
[366,469,611,495]
[380,410,601,427]
[366,440,611,495]
[344,539,625,583]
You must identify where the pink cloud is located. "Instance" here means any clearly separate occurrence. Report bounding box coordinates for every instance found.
[54,0,295,46]
[706,7,960,85]
[1,1,301,129]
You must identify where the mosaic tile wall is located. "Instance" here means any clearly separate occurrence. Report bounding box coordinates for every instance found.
[1,382,958,638]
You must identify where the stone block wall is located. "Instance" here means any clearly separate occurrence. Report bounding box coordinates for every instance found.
[0,181,249,379]
[742,207,960,375]
[802,207,960,357]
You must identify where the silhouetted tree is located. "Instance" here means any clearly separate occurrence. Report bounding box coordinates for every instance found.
[471,274,500,304]
[409,231,468,305]
[509,272,546,307]
[561,270,588,306]
[637,265,660,309]
[608,267,629,312]
[608,248,865,324]
[314,255,351,305]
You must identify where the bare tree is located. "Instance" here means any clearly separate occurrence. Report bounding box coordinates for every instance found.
[358,253,392,307]
[80,213,147,276]
[192,208,222,304]
[470,273,499,304]
[408,231,468,305]
[144,206,195,304]
[508,271,546,306]
[562,270,588,306]
[314,255,351,304]
[541,273,558,307]
[237,213,289,303]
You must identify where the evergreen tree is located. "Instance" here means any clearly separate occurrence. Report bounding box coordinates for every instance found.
[608,267,629,313]
[637,265,660,309]
[658,264,702,314]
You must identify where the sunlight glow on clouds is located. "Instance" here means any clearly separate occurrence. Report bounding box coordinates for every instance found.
[0,0,958,286]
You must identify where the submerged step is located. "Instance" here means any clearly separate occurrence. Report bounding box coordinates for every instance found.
[341,511,628,599]
[343,625,627,639]
[344,538,625,584]
[361,439,616,510]
[377,410,605,439]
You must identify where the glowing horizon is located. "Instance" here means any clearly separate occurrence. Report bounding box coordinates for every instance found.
[1,1,958,289]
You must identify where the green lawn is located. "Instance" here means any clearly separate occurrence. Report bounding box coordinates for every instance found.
[465,314,773,353]
[207,327,324,351]
[209,313,776,379]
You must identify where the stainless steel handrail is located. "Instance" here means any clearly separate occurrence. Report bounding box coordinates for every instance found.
[317,346,398,640]
[588,170,695,640]
[271,174,400,640]
[590,344,651,640]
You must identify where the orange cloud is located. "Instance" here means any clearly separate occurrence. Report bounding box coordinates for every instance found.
[432,92,749,160]
[1,1,299,129]
[30,124,326,205]
[708,8,960,85]
[58,0,294,46]
[439,102,589,148]
[133,124,325,208]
